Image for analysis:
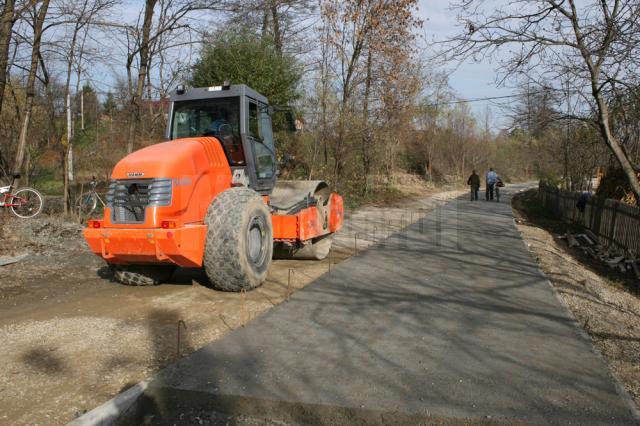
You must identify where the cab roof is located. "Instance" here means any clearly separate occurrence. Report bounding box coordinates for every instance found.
[169,84,269,105]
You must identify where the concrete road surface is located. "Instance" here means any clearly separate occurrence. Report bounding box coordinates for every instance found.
[124,184,638,425]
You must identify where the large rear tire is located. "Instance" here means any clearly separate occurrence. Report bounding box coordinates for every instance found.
[203,188,273,292]
[112,264,176,286]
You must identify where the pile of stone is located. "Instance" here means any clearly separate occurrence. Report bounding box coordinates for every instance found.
[560,230,640,280]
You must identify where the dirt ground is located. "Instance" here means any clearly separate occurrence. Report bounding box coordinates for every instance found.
[512,190,640,408]
[0,179,463,426]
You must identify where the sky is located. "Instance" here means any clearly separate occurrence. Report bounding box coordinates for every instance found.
[80,0,514,130]
[417,0,514,130]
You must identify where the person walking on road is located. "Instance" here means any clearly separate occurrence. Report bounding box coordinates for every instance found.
[467,170,480,201]
[486,168,498,201]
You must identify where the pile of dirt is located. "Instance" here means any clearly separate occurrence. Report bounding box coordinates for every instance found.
[512,190,640,407]
[0,215,84,256]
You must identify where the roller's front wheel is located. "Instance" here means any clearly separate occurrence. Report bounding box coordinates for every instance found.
[112,264,176,286]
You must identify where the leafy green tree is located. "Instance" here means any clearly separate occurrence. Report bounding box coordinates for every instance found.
[74,84,100,130]
[192,28,302,107]
[103,92,117,115]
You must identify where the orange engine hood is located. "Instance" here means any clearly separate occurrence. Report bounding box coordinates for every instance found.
[112,137,228,180]
[103,137,232,227]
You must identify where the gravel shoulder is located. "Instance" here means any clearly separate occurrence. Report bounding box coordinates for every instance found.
[0,184,463,425]
[512,190,640,409]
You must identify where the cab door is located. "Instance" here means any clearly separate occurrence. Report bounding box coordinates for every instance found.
[244,98,277,193]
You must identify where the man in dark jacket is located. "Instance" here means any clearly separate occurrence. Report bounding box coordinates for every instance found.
[467,170,480,201]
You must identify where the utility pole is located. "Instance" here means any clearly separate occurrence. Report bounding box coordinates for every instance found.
[564,79,570,190]
[526,81,531,148]
[96,96,100,148]
[81,88,84,130]
[67,92,74,181]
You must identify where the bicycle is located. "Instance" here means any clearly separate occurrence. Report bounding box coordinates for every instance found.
[0,169,44,219]
[75,176,106,219]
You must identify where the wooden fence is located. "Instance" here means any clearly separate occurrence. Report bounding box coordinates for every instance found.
[539,182,640,254]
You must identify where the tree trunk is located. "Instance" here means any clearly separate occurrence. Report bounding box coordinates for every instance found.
[14,0,50,178]
[24,148,30,186]
[270,0,282,56]
[127,0,157,153]
[319,23,330,167]
[63,22,82,215]
[261,4,269,36]
[0,0,15,117]
[361,49,373,194]
[62,149,69,215]
[333,35,364,187]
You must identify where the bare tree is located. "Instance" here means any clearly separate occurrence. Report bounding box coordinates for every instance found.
[320,0,421,186]
[0,0,17,117]
[222,0,316,56]
[13,0,50,178]
[124,0,222,153]
[124,0,156,153]
[0,0,31,118]
[52,0,116,212]
[447,0,640,204]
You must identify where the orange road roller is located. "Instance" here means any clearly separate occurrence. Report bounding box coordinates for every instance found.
[83,84,344,291]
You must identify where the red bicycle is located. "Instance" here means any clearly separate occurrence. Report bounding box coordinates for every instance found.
[0,170,43,218]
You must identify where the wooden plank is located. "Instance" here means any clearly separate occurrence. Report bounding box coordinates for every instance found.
[0,253,28,266]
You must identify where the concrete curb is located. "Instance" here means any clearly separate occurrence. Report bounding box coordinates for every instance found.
[67,380,150,426]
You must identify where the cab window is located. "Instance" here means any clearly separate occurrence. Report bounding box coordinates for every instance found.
[171,98,245,166]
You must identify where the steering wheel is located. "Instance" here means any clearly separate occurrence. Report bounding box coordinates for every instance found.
[202,120,232,137]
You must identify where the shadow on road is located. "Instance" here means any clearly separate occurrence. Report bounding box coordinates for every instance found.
[116,186,637,424]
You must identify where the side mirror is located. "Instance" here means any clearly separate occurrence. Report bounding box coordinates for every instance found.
[270,106,299,132]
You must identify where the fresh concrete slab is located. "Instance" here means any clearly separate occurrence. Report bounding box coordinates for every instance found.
[117,185,637,425]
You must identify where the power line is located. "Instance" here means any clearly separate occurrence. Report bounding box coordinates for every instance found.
[424,92,538,107]
[424,87,586,107]
[294,92,536,117]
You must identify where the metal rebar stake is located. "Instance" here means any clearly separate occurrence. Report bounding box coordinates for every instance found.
[240,289,247,325]
[287,268,293,301]
[176,320,187,358]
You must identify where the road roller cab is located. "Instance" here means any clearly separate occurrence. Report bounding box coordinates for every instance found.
[83,84,343,291]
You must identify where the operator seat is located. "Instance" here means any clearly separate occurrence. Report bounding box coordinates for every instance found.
[208,120,245,166]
